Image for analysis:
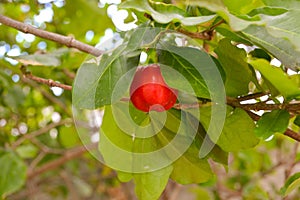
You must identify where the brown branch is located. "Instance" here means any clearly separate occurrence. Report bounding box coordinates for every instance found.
[236,92,268,102]
[227,97,300,114]
[209,19,225,31]
[21,77,72,115]
[0,15,103,57]
[27,143,97,179]
[246,111,300,142]
[11,119,72,149]
[178,28,212,40]
[23,73,72,91]
[177,19,225,41]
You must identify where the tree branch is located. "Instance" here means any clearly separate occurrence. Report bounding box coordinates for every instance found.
[246,111,300,142]
[177,28,212,40]
[23,73,72,91]
[27,143,97,179]
[21,77,72,115]
[227,97,300,114]
[0,15,103,57]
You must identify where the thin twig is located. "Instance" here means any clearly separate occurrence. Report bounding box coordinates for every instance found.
[178,28,212,40]
[0,14,103,57]
[30,137,64,154]
[21,78,72,115]
[23,73,72,91]
[209,19,225,31]
[29,152,46,171]
[227,97,300,114]
[177,19,225,41]
[237,92,268,102]
[27,143,97,179]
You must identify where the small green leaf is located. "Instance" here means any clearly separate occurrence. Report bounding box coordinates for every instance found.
[255,109,290,140]
[197,106,259,152]
[158,44,224,100]
[294,115,300,127]
[158,47,209,98]
[117,171,133,182]
[133,165,173,200]
[223,0,264,15]
[262,0,300,9]
[3,85,26,112]
[58,125,80,148]
[16,144,38,159]
[0,151,27,198]
[249,49,272,61]
[215,39,253,97]
[170,142,213,184]
[11,48,69,67]
[242,9,300,71]
[120,0,216,26]
[250,59,300,99]
[281,172,300,197]
[187,0,263,31]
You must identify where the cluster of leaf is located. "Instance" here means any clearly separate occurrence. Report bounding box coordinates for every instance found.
[73,0,300,199]
[0,0,117,199]
[1,0,300,199]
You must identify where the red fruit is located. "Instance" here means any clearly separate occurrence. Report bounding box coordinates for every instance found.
[130,64,178,112]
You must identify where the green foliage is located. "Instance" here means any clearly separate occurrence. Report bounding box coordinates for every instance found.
[215,39,252,97]
[120,0,216,26]
[281,172,300,197]
[250,59,300,99]
[255,110,290,140]
[133,165,173,200]
[198,107,259,152]
[0,151,27,198]
[2,0,300,199]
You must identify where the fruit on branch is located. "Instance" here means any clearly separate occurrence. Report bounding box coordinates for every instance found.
[130,64,178,112]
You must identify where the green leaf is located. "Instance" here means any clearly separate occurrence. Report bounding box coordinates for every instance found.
[99,102,216,185]
[120,0,216,26]
[99,104,179,172]
[158,47,209,98]
[0,151,27,198]
[73,45,139,109]
[170,142,213,184]
[262,0,300,9]
[11,48,69,67]
[158,44,224,100]
[197,106,259,152]
[3,85,26,112]
[249,49,272,61]
[196,123,229,166]
[186,0,263,31]
[241,9,300,71]
[281,172,300,197]
[117,171,133,182]
[294,115,300,127]
[72,62,100,109]
[249,59,300,99]
[16,144,38,159]
[215,39,253,97]
[255,110,290,140]
[223,0,264,15]
[58,125,80,148]
[133,165,173,200]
